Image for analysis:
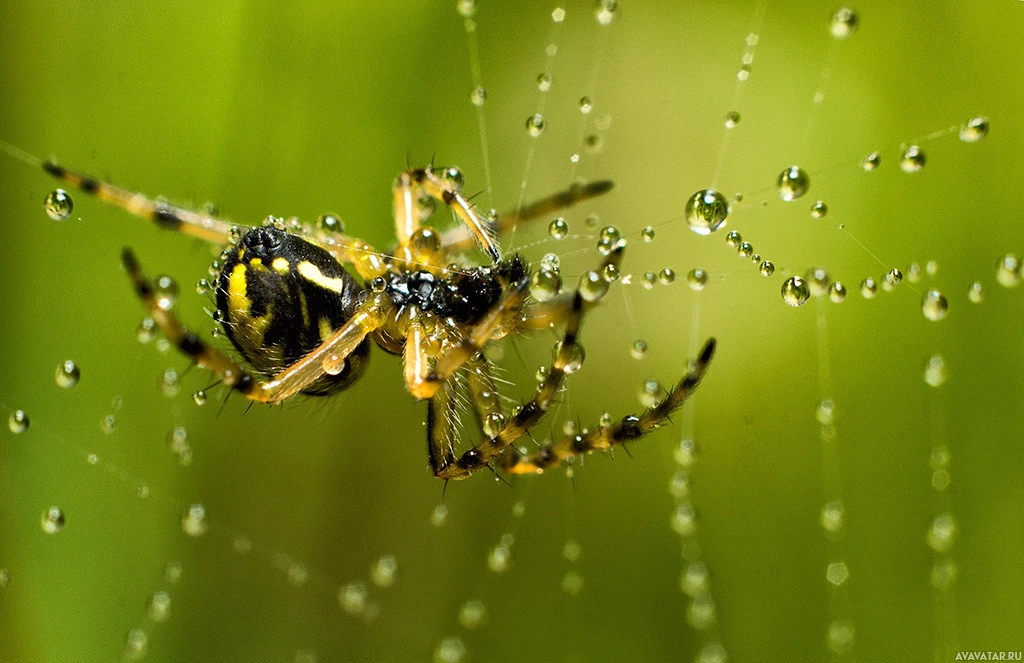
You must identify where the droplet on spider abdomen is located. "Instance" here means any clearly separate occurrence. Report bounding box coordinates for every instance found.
[776,166,810,201]
[44,188,73,220]
[685,189,729,236]
[781,277,810,307]
[54,360,80,389]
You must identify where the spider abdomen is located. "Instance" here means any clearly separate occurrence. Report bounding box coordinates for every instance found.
[215,226,370,395]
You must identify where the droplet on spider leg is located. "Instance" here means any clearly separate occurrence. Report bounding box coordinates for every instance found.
[441,167,464,190]
[323,354,346,376]
[44,188,73,220]
[638,379,662,408]
[137,318,157,343]
[776,166,810,201]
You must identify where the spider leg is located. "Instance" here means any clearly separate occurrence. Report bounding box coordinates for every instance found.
[42,159,236,244]
[465,353,504,432]
[426,377,459,475]
[502,338,716,474]
[439,180,613,255]
[406,168,502,263]
[123,248,390,403]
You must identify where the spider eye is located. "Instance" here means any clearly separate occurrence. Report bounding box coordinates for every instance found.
[241,226,286,259]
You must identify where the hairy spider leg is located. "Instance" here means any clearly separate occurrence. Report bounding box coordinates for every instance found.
[408,168,501,263]
[439,180,613,256]
[465,354,503,433]
[429,244,624,480]
[123,248,391,403]
[42,159,236,244]
[502,338,716,475]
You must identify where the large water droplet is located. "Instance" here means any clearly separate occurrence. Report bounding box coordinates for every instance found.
[548,217,568,239]
[829,7,859,39]
[921,290,948,321]
[781,276,810,307]
[687,268,709,291]
[55,360,80,389]
[44,189,73,221]
[899,145,926,173]
[181,504,208,537]
[8,410,29,434]
[685,189,729,235]
[41,506,65,534]
[959,116,989,142]
[776,166,810,201]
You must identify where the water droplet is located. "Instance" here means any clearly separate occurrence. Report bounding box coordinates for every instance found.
[737,242,754,259]
[594,0,617,25]
[578,96,593,114]
[826,561,850,585]
[459,600,488,629]
[680,562,709,597]
[725,231,742,248]
[0,568,9,588]
[539,253,560,272]
[562,571,585,595]
[828,281,847,302]
[723,111,740,128]
[959,116,989,142]
[525,114,545,137]
[685,189,729,235]
[641,226,655,242]
[996,254,1020,287]
[810,201,828,218]
[781,276,810,307]
[41,506,65,534]
[369,555,397,588]
[642,271,657,290]
[315,213,344,234]
[323,353,345,376]
[602,263,619,282]
[927,513,956,552]
[817,399,836,426]
[967,280,984,303]
[687,594,716,630]
[434,636,467,663]
[181,504,208,537]
[54,360,80,389]
[860,277,878,298]
[8,410,29,434]
[931,558,958,591]
[482,412,505,438]
[442,166,464,190]
[154,275,179,311]
[899,145,926,173]
[827,619,855,655]
[924,355,947,388]
[136,318,156,343]
[638,379,662,408]
[192,390,207,406]
[536,73,552,92]
[759,261,775,277]
[629,340,647,360]
[338,581,367,615]
[803,268,830,296]
[698,642,728,663]
[658,268,676,285]
[861,151,881,171]
[160,368,179,397]
[555,339,586,373]
[456,0,476,18]
[687,268,708,291]
[737,65,751,81]
[488,543,511,573]
[44,189,73,220]
[820,500,845,533]
[921,290,948,321]
[882,267,903,291]
[101,414,117,434]
[829,7,858,39]
[123,628,148,660]
[776,166,810,202]
[547,217,568,239]
[578,271,609,302]
[147,591,171,622]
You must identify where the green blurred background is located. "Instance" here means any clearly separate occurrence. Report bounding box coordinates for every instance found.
[1,0,1022,661]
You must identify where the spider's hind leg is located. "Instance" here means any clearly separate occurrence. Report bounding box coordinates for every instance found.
[501,338,717,475]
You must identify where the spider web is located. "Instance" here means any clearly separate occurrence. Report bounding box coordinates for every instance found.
[0,1,1022,662]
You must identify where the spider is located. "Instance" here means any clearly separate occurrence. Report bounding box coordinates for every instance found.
[39,158,715,480]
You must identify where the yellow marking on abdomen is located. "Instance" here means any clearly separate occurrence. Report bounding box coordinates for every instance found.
[272,257,290,274]
[228,263,273,353]
[298,261,346,293]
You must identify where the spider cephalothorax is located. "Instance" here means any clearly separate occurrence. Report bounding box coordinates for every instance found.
[41,160,715,480]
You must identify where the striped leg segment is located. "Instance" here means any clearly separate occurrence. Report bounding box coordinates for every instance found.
[123,248,390,403]
[502,338,717,475]
[43,159,236,244]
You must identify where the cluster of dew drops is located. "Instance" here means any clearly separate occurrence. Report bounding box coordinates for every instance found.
[683,112,991,321]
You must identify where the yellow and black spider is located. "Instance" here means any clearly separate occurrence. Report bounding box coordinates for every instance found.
[40,158,715,480]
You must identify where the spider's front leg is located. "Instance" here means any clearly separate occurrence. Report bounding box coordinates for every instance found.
[123,249,390,403]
